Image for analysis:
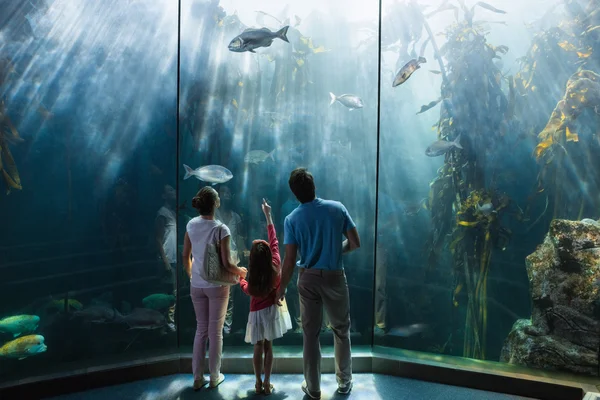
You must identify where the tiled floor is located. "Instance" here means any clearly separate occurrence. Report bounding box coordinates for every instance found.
[49,373,537,400]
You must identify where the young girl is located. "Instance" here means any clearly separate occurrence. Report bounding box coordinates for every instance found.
[239,198,292,395]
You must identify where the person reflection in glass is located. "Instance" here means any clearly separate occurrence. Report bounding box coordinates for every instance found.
[214,185,248,335]
[155,184,177,332]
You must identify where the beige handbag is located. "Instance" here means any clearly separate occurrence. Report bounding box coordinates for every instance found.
[201,223,239,286]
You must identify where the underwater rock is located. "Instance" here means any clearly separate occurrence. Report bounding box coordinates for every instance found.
[500,218,600,375]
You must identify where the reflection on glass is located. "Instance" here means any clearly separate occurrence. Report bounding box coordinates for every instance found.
[0,0,178,383]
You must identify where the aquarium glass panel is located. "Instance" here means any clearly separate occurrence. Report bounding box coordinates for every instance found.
[0,0,178,383]
[178,0,378,349]
[376,0,600,380]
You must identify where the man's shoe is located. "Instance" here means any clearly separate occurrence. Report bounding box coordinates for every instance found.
[337,381,353,394]
[301,380,321,399]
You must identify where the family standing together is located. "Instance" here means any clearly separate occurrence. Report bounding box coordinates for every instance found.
[182,168,361,398]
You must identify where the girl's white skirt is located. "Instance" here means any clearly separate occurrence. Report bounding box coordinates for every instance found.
[244,297,292,344]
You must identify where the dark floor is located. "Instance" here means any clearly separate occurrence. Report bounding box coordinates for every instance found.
[48,373,537,400]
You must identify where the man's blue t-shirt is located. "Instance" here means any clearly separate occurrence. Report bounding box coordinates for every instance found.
[283,198,356,270]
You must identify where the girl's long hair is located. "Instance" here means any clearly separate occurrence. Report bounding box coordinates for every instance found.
[247,240,278,298]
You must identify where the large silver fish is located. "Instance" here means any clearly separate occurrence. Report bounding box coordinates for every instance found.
[393,57,426,87]
[228,26,289,53]
[183,164,233,185]
[329,92,364,110]
[425,134,463,157]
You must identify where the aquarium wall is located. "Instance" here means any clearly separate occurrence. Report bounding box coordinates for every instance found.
[1,0,600,389]
[0,0,179,382]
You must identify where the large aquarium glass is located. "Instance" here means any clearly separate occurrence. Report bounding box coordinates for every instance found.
[178,0,378,348]
[0,0,178,384]
[2,0,600,390]
[376,0,600,380]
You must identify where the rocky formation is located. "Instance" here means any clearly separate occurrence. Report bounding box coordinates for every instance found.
[500,219,600,375]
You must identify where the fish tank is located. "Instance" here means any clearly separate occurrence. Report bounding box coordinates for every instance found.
[1,0,600,390]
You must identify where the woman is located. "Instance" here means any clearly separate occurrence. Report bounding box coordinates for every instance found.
[183,187,247,390]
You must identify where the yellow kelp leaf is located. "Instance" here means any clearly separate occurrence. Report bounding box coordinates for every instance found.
[578,50,594,59]
[231,99,238,109]
[238,81,243,87]
[560,112,566,122]
[566,126,579,142]
[534,137,553,159]
[312,46,328,54]
[299,36,309,45]
[453,283,463,307]
[457,220,479,227]
[296,58,304,67]
[558,40,577,51]
[0,142,22,191]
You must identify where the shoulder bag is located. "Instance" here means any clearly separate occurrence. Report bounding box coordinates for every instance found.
[201,223,239,286]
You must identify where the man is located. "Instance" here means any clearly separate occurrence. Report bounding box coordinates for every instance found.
[155,184,177,332]
[277,168,361,399]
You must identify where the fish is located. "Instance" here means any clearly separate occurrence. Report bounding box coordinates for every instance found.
[477,202,495,216]
[0,315,40,337]
[121,308,166,330]
[228,26,289,53]
[73,306,123,323]
[393,57,427,87]
[387,323,428,337]
[142,294,176,311]
[183,164,233,185]
[0,335,47,360]
[425,134,463,157]
[244,149,276,164]
[329,93,364,110]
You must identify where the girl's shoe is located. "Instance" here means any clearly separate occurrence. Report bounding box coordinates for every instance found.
[264,383,274,395]
[193,377,207,391]
[209,373,225,388]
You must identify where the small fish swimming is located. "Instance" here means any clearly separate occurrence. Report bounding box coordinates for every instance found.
[142,294,176,311]
[425,134,463,157]
[0,335,47,360]
[393,57,427,87]
[228,26,289,53]
[329,93,364,110]
[0,315,40,337]
[244,149,276,164]
[183,164,233,185]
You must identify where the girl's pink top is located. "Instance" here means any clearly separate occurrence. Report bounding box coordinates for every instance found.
[239,224,281,312]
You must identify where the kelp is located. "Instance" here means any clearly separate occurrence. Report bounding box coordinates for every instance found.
[425,1,517,360]
[515,0,600,222]
[0,100,22,194]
